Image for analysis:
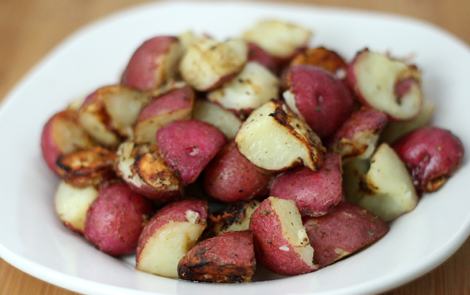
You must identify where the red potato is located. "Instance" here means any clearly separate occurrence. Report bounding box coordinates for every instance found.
[250,196,317,275]
[332,107,388,159]
[179,37,248,91]
[270,153,343,217]
[136,199,208,278]
[208,200,260,235]
[41,110,94,174]
[56,146,116,188]
[243,19,312,59]
[290,47,348,79]
[78,85,149,146]
[304,202,389,267]
[208,62,280,116]
[204,142,271,203]
[393,127,464,192]
[347,49,423,120]
[235,100,324,172]
[134,85,195,144]
[115,142,182,202]
[283,65,355,139]
[84,182,154,256]
[192,100,242,139]
[248,42,284,73]
[54,181,99,234]
[122,36,183,91]
[156,120,227,185]
[178,231,256,283]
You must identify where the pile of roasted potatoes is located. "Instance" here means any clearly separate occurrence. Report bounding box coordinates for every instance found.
[41,19,465,283]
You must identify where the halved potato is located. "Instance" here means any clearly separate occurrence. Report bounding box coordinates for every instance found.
[115,142,182,202]
[332,107,388,159]
[55,181,99,233]
[41,110,94,174]
[179,37,248,91]
[56,147,116,188]
[134,85,194,144]
[235,100,324,171]
[243,19,312,58]
[136,200,208,278]
[178,231,256,283]
[208,62,279,114]
[192,100,242,139]
[122,36,183,91]
[347,49,423,120]
[78,85,149,146]
[346,143,418,221]
[250,196,317,275]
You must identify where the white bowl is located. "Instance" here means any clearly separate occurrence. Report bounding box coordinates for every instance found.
[0,2,469,295]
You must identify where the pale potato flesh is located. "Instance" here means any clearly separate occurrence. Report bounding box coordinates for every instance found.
[223,201,259,233]
[243,19,312,58]
[192,100,242,139]
[381,100,434,143]
[154,42,184,88]
[343,157,371,204]
[269,197,314,266]
[354,51,422,120]
[236,100,322,171]
[283,90,302,119]
[54,181,98,232]
[79,111,119,147]
[359,144,418,221]
[178,31,204,52]
[53,116,93,154]
[104,90,149,138]
[134,108,191,144]
[137,221,205,278]
[67,97,85,111]
[180,37,248,91]
[116,142,148,188]
[208,62,279,111]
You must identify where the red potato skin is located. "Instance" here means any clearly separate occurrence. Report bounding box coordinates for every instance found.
[393,127,465,193]
[137,86,194,122]
[178,231,256,283]
[331,107,388,157]
[204,142,271,203]
[136,199,208,261]
[304,202,389,267]
[285,65,354,139]
[270,153,343,217]
[84,182,154,256]
[333,107,388,141]
[122,36,179,91]
[250,198,316,275]
[41,110,92,174]
[156,120,227,185]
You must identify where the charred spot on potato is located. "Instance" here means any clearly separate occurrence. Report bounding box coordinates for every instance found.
[290,47,347,78]
[135,152,181,190]
[56,147,116,187]
[178,263,252,283]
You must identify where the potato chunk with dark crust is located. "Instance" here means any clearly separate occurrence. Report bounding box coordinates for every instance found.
[178,231,255,283]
